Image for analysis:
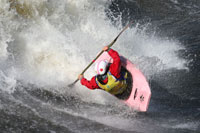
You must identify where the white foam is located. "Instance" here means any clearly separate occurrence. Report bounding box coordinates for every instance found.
[172,122,199,131]
[13,18,86,87]
[0,1,192,131]
[118,24,187,75]
[0,0,188,98]
[0,69,16,94]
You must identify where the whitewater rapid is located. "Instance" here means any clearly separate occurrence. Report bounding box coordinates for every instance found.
[0,0,186,92]
[0,0,195,132]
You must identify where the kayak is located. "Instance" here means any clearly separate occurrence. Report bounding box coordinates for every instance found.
[95,51,151,112]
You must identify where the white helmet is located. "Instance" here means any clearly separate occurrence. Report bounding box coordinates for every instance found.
[95,60,108,75]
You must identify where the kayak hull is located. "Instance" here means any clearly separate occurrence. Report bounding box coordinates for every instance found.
[95,52,151,112]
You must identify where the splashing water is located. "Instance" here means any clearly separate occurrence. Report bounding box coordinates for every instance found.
[0,0,187,91]
[0,0,193,132]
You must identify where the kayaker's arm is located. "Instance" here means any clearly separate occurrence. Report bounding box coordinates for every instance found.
[80,76,99,90]
[107,48,121,79]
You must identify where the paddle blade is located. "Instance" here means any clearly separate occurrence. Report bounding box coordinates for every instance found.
[68,79,79,88]
[67,83,74,88]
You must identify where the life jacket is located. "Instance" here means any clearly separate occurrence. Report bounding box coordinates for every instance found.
[95,71,128,95]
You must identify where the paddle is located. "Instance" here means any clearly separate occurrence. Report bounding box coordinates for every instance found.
[68,22,132,87]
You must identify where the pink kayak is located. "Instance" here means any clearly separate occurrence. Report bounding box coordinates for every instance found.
[95,51,151,112]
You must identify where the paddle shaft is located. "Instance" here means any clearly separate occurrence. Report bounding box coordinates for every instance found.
[69,22,132,86]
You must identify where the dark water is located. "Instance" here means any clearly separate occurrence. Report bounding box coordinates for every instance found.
[0,0,199,132]
[108,0,200,132]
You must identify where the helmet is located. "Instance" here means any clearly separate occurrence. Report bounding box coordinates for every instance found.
[95,60,108,75]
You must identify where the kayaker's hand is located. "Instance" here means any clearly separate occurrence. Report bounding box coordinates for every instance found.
[103,46,109,51]
[78,74,84,80]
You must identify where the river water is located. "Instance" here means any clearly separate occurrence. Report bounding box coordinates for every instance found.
[0,0,199,132]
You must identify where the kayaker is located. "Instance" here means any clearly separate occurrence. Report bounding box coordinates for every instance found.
[78,46,127,95]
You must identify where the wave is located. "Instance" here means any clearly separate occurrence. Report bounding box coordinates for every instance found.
[0,0,197,132]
